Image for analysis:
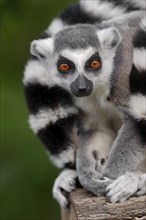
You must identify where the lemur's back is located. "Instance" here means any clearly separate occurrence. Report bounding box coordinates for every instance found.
[40,0,146,37]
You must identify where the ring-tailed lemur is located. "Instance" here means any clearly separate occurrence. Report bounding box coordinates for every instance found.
[23,0,146,207]
[76,17,146,203]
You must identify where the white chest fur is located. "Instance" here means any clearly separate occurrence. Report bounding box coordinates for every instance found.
[75,93,122,134]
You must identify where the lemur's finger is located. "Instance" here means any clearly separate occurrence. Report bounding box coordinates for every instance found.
[106,172,141,203]
[52,169,77,207]
[108,186,134,203]
[119,192,132,203]
[108,191,126,203]
[106,176,124,193]
[53,187,69,208]
[60,177,76,192]
[136,185,146,196]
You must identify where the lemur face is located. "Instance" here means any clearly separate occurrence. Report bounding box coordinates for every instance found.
[56,47,101,97]
[31,25,121,98]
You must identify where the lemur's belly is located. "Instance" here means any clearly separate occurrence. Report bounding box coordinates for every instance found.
[75,94,123,170]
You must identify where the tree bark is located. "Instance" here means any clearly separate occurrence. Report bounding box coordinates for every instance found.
[62,188,146,220]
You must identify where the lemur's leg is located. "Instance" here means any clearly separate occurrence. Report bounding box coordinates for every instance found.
[102,117,146,201]
[53,169,77,208]
[76,130,114,196]
[24,60,79,207]
[102,117,145,179]
[82,117,146,197]
[106,150,146,203]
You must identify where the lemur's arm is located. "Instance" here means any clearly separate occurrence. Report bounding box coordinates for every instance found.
[103,117,146,202]
[53,169,78,208]
[103,117,145,179]
[103,18,146,202]
[78,116,146,198]
[76,129,115,196]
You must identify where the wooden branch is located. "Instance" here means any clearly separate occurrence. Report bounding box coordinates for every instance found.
[61,188,146,220]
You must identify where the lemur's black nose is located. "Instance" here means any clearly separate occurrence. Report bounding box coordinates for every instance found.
[71,75,93,97]
[77,86,88,93]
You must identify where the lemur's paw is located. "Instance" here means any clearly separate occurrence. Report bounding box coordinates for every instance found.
[106,172,145,203]
[95,176,112,196]
[83,173,112,196]
[52,169,77,208]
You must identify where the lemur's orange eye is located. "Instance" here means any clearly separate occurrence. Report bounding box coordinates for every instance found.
[59,63,70,72]
[90,60,101,69]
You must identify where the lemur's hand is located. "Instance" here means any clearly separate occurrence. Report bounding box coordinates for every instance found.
[106,172,146,203]
[94,175,113,196]
[77,144,113,196]
[52,169,77,208]
[135,173,146,196]
[78,170,113,196]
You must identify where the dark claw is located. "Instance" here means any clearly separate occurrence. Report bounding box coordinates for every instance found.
[106,195,112,203]
[105,187,110,193]
[65,200,70,209]
[69,181,75,186]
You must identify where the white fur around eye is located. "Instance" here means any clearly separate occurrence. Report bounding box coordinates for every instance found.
[59,47,97,73]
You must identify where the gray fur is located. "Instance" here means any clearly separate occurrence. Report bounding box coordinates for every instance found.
[54,24,100,52]
[110,26,135,106]
[103,116,145,179]
[77,132,112,196]
[100,10,145,29]
[76,22,146,198]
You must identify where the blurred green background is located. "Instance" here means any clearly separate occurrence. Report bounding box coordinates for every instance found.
[0,0,76,219]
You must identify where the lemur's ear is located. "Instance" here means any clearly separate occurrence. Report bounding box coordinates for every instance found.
[30,38,54,59]
[97,27,121,51]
